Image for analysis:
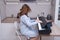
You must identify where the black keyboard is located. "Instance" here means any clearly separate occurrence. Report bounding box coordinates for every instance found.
[38,16,52,34]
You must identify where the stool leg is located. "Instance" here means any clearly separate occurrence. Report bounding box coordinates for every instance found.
[18,36,22,40]
[40,36,41,40]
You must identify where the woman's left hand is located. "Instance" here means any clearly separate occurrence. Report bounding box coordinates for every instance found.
[36,19,43,23]
[39,20,43,23]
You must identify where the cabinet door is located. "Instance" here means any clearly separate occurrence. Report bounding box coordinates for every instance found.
[0,6,1,17]
[54,37,60,40]
[0,23,17,40]
[55,0,60,26]
[41,36,54,40]
[58,0,60,20]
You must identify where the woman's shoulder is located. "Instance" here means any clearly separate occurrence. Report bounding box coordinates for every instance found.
[20,15,28,19]
[21,15,27,18]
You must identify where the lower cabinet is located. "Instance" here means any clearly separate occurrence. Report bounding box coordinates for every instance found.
[41,36,54,40]
[41,36,60,40]
[54,36,60,40]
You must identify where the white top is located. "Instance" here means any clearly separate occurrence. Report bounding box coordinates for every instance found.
[19,15,39,39]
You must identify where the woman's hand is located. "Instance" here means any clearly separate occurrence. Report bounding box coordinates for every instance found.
[36,19,42,23]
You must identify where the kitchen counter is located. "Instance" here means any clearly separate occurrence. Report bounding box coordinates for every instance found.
[2,17,60,36]
[1,17,60,40]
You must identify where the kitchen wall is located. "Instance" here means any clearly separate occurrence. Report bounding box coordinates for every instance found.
[51,0,56,21]
[6,2,51,18]
[0,0,6,20]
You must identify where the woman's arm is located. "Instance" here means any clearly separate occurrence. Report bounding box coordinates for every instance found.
[21,15,38,27]
[31,19,35,22]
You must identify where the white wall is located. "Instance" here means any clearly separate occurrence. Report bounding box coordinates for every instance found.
[6,2,51,18]
[51,0,56,21]
[0,0,6,20]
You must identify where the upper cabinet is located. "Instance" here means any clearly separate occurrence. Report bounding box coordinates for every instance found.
[5,0,52,3]
[20,0,36,2]
[5,0,19,2]
[19,0,51,3]
[5,0,20,4]
[37,0,51,3]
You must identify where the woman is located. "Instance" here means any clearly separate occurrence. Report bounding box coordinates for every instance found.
[17,4,42,40]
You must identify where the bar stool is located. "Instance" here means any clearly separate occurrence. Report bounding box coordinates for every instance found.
[14,21,27,40]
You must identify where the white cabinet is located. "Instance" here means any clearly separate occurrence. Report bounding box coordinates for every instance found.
[0,23,17,40]
[54,0,60,27]
[41,36,60,40]
[54,37,60,40]
[5,0,19,2]
[41,36,54,40]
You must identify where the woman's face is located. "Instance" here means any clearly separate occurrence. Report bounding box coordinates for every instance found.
[23,6,28,13]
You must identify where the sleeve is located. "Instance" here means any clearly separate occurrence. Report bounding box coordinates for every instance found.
[30,19,35,22]
[21,15,38,27]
